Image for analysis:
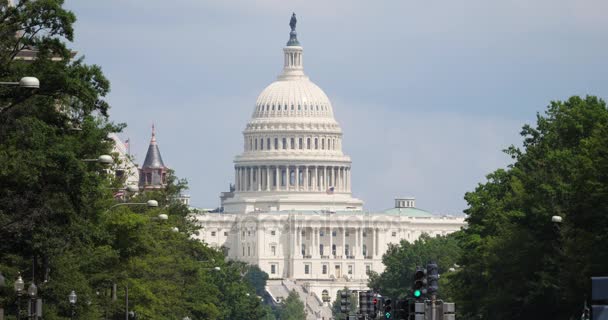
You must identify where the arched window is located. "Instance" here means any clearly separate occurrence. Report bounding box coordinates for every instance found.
[272,104,275,110]
[290,169,296,185]
[274,138,278,149]
[249,138,253,150]
[260,139,264,150]
[307,138,311,149]
[290,138,295,149]
[321,139,325,150]
[301,244,306,256]
[319,244,324,256]
[345,244,349,256]
[282,138,287,149]
[315,138,318,149]
[332,244,336,256]
[291,104,294,110]
[299,138,303,149]
[298,104,301,110]
[254,139,258,150]
[362,244,367,257]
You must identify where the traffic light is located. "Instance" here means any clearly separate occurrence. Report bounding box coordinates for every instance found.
[370,295,378,319]
[427,263,439,295]
[413,267,427,299]
[359,291,369,315]
[340,290,350,314]
[383,298,392,319]
[395,299,409,320]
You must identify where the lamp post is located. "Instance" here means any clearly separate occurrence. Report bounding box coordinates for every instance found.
[27,283,37,320]
[14,274,24,320]
[0,272,5,320]
[68,290,77,320]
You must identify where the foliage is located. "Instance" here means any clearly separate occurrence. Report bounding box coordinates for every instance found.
[244,264,270,297]
[277,290,306,320]
[367,233,462,301]
[0,1,271,319]
[453,96,608,320]
[331,287,357,320]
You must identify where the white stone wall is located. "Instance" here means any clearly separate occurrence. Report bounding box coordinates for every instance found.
[193,211,465,301]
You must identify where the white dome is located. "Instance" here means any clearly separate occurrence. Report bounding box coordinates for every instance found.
[254,78,334,118]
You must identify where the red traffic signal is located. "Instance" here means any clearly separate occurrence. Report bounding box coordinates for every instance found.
[373,298,378,305]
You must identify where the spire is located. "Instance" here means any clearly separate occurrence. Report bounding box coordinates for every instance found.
[286,12,300,46]
[142,124,165,168]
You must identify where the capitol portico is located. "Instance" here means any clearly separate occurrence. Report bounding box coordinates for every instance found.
[193,14,465,316]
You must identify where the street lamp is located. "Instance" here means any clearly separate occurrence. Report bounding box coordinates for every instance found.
[104,200,159,213]
[69,290,77,320]
[14,273,24,320]
[551,215,563,223]
[27,282,37,319]
[82,154,113,165]
[0,77,40,89]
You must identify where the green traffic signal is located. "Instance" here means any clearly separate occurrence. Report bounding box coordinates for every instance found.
[414,289,421,298]
[385,311,391,319]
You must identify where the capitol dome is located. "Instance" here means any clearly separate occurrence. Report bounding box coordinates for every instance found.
[221,13,363,213]
[253,79,335,120]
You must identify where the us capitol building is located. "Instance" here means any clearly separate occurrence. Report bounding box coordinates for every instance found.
[193,14,465,316]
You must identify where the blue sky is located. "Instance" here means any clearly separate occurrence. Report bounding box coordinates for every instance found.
[64,0,608,213]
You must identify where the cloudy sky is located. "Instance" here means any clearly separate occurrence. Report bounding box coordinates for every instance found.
[64,0,608,213]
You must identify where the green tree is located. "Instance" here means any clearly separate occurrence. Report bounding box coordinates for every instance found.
[367,233,462,301]
[0,1,273,319]
[331,287,357,320]
[278,290,306,320]
[244,264,270,297]
[453,96,608,320]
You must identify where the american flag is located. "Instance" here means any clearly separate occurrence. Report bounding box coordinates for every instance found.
[326,186,335,195]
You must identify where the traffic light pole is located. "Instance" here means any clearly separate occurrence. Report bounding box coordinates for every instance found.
[431,295,436,320]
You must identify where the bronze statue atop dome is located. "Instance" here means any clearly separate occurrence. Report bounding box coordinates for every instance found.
[289,13,297,31]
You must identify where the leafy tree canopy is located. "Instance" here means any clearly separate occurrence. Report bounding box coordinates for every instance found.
[453,96,608,320]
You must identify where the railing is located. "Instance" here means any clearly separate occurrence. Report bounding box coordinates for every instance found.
[346,255,355,259]
[303,255,312,259]
[364,256,373,259]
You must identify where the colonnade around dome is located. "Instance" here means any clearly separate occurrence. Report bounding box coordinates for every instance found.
[234,165,351,193]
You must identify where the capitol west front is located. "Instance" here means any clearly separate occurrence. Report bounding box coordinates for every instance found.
[194,15,465,314]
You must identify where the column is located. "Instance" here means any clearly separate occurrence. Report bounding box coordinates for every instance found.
[286,166,291,189]
[256,166,261,191]
[235,168,239,191]
[314,227,319,257]
[340,167,344,191]
[346,168,350,192]
[296,227,301,257]
[266,167,270,191]
[375,228,379,257]
[329,228,334,257]
[248,167,253,191]
[323,167,327,190]
[295,166,300,191]
[341,227,346,257]
[371,228,376,257]
[303,166,309,191]
[275,166,279,191]
[313,166,318,191]
[354,227,359,258]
